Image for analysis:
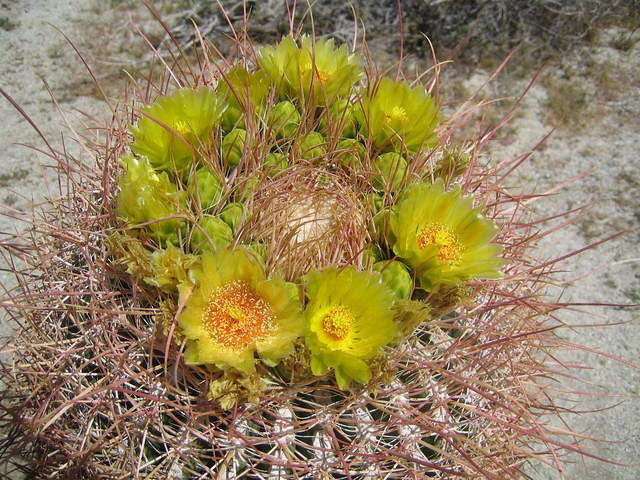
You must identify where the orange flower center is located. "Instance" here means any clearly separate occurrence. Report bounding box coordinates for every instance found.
[321,306,354,341]
[317,70,332,83]
[301,62,333,83]
[204,281,274,350]
[417,222,463,264]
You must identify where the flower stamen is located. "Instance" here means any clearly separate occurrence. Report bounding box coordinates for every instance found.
[204,280,274,350]
[417,222,463,264]
[385,105,408,123]
[173,120,192,136]
[321,305,354,341]
[300,62,333,83]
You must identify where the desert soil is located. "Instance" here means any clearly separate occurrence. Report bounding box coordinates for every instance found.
[0,1,638,479]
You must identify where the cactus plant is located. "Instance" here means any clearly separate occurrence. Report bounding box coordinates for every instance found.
[0,4,634,480]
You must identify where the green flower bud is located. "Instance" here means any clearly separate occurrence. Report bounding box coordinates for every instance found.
[372,206,391,243]
[188,167,224,210]
[264,152,288,174]
[361,244,383,267]
[190,216,233,252]
[321,98,357,138]
[243,242,268,264]
[220,202,244,232]
[373,152,407,191]
[373,260,413,300]
[221,106,243,132]
[367,192,384,212]
[267,101,300,138]
[335,138,365,168]
[298,132,326,161]
[222,128,246,171]
[234,175,260,202]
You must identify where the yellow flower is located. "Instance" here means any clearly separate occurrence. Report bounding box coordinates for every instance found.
[258,35,362,102]
[216,66,269,131]
[257,35,298,96]
[179,249,303,373]
[358,77,440,153]
[130,87,226,171]
[144,243,197,296]
[116,154,184,242]
[294,35,362,101]
[304,267,397,388]
[389,180,504,290]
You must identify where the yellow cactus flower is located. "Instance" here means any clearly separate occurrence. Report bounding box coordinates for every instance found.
[216,66,269,131]
[258,35,362,102]
[257,35,299,95]
[294,35,362,101]
[116,154,184,242]
[178,249,303,373]
[304,267,397,388]
[389,180,504,290]
[358,77,440,153]
[130,87,227,171]
[144,243,197,296]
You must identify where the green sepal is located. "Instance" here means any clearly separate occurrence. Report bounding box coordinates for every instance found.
[310,353,328,376]
[242,242,267,266]
[338,356,371,385]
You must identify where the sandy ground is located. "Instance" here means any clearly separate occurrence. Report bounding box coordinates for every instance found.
[0,1,638,478]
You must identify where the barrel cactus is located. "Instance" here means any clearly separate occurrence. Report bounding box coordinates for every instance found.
[0,8,626,480]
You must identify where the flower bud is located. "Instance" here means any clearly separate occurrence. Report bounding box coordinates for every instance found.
[189,167,223,210]
[267,101,300,138]
[222,128,246,171]
[190,216,232,252]
[220,202,244,232]
[373,260,413,299]
[373,152,407,191]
